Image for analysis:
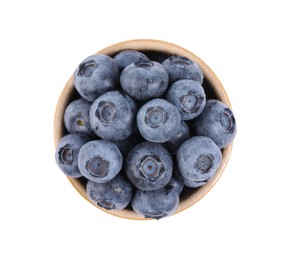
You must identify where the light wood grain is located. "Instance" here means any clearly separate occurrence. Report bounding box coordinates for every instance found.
[54,39,233,220]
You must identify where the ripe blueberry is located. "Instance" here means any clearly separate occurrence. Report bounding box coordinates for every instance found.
[166,79,206,120]
[177,136,222,182]
[162,120,190,155]
[126,142,173,191]
[162,55,203,84]
[131,186,179,219]
[192,99,237,149]
[78,140,123,183]
[113,134,143,157]
[55,134,91,178]
[137,98,181,143]
[86,174,133,210]
[74,54,119,102]
[113,50,149,70]
[173,165,212,188]
[89,90,137,141]
[120,60,169,100]
[64,98,92,135]
[166,176,184,195]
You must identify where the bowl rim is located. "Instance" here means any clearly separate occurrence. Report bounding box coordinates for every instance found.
[54,39,233,220]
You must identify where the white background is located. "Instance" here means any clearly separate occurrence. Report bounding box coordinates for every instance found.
[1,0,292,259]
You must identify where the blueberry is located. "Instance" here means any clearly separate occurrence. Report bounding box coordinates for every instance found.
[166,176,184,195]
[55,134,91,178]
[89,90,137,141]
[87,174,132,210]
[78,140,123,183]
[64,98,92,135]
[162,55,203,84]
[192,99,237,149]
[137,98,181,143]
[166,79,206,120]
[162,121,190,155]
[113,134,143,157]
[74,54,119,102]
[113,50,149,70]
[143,51,167,63]
[173,165,211,188]
[126,142,173,191]
[120,60,169,100]
[177,136,222,182]
[131,186,179,219]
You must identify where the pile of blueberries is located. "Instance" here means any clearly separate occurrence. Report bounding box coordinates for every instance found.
[55,49,237,219]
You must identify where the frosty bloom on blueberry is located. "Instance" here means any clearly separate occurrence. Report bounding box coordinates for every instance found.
[132,184,180,220]
[55,47,237,220]
[126,142,173,191]
[113,49,149,70]
[137,98,181,143]
[177,136,222,183]
[89,90,137,141]
[166,79,206,120]
[74,54,119,102]
[55,134,91,178]
[87,174,133,210]
[78,140,123,183]
[162,55,204,84]
[162,120,190,155]
[120,60,169,100]
[192,99,237,149]
[64,98,92,135]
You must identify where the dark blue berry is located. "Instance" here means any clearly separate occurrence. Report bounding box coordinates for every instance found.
[177,136,222,182]
[131,186,179,219]
[89,90,137,141]
[173,166,211,188]
[120,60,169,100]
[87,174,132,210]
[166,79,206,120]
[162,55,203,84]
[55,134,91,178]
[192,99,237,149]
[113,134,143,157]
[162,121,190,155]
[78,140,123,183]
[166,176,184,194]
[74,54,119,102]
[113,50,149,70]
[126,142,173,191]
[137,98,181,143]
[64,98,92,135]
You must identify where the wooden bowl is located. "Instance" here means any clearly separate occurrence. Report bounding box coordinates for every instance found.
[54,39,233,220]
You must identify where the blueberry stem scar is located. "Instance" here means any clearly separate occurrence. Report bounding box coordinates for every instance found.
[59,145,73,165]
[86,156,109,177]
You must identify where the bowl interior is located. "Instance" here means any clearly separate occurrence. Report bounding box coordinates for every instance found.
[54,39,232,220]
